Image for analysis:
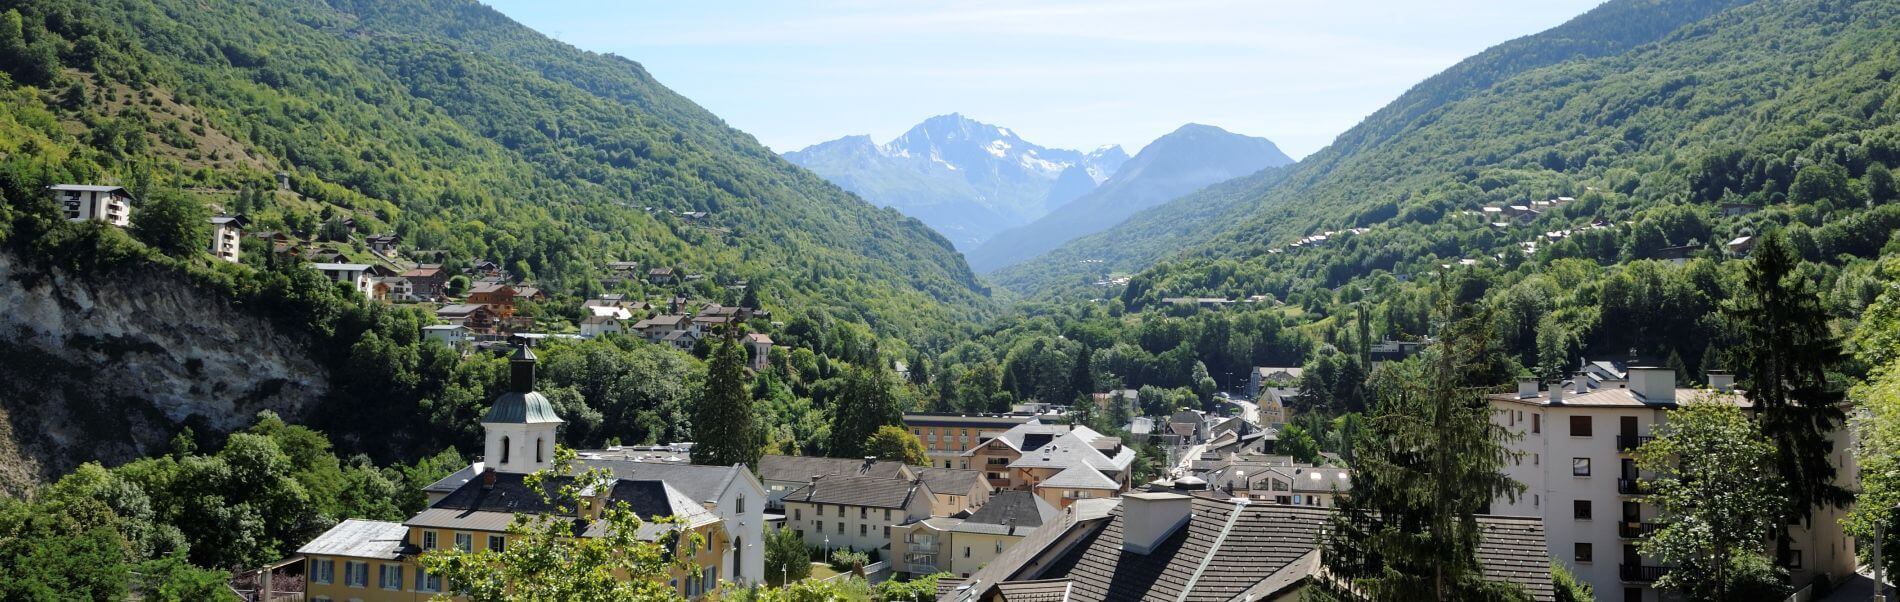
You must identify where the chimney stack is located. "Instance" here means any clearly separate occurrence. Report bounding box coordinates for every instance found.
[1550,379,1565,404]
[481,467,497,490]
[1707,370,1735,393]
[1574,372,1590,396]
[1628,366,1676,403]
[1517,377,1540,399]
[1120,492,1194,555]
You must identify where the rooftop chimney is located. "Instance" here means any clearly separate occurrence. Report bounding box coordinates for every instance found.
[1574,373,1590,396]
[1517,377,1540,399]
[509,344,537,393]
[1707,370,1735,393]
[1550,380,1565,404]
[481,467,497,490]
[1628,366,1676,404]
[1120,492,1194,555]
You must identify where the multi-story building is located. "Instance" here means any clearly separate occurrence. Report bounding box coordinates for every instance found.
[758,455,914,509]
[49,184,133,227]
[962,423,1136,508]
[891,490,1057,578]
[902,413,1038,470]
[313,263,374,296]
[1489,366,1856,602]
[298,346,742,600]
[914,467,992,517]
[779,474,934,555]
[207,215,244,263]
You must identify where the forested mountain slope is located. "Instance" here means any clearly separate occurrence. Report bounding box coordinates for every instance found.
[992,0,1758,295]
[0,0,990,338]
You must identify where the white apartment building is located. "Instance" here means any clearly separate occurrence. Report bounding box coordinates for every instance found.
[50,184,134,227]
[1490,366,1856,602]
[208,215,244,263]
[313,262,374,296]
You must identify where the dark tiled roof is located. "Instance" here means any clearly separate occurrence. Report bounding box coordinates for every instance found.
[999,497,1553,602]
[580,459,747,504]
[432,471,567,515]
[759,455,910,483]
[965,491,1054,530]
[781,474,925,509]
[995,579,1074,602]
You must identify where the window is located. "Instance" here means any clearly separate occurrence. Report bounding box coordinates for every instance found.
[422,531,437,550]
[795,530,804,539]
[736,496,746,514]
[488,534,506,553]
[1573,458,1592,477]
[1574,500,1592,520]
[379,565,403,590]
[312,559,335,584]
[1570,416,1593,437]
[416,567,442,592]
[536,437,545,463]
[860,507,868,519]
[837,505,845,517]
[964,546,972,558]
[837,522,844,534]
[860,524,868,536]
[500,436,511,464]
[1575,543,1593,562]
[884,509,892,521]
[455,532,473,552]
[794,509,802,521]
[884,526,891,538]
[1532,414,1541,434]
[1780,549,1803,568]
[344,561,368,588]
[816,520,823,532]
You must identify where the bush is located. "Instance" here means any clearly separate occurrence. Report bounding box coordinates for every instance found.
[827,549,869,573]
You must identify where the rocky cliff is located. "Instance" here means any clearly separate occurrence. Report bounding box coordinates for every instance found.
[0,250,329,494]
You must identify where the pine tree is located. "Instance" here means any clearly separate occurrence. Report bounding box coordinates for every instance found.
[692,334,761,469]
[1724,230,1850,545]
[1324,275,1527,601]
[1069,345,1095,399]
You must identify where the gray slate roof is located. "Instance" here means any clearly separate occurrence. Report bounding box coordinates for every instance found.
[580,458,750,504]
[297,519,410,560]
[958,491,1057,536]
[781,474,927,509]
[759,455,911,483]
[1036,464,1119,490]
[916,467,985,495]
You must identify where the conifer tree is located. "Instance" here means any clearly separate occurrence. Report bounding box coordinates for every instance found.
[1724,230,1850,546]
[692,333,761,469]
[1324,275,1527,601]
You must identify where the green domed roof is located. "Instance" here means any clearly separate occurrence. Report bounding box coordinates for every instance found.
[481,391,563,424]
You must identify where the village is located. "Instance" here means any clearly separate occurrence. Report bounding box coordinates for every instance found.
[47,181,1868,602]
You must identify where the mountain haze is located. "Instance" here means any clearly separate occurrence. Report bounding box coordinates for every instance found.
[967,123,1292,273]
[785,114,1127,249]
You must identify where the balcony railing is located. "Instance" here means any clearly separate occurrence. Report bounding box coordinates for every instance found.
[1618,521,1660,539]
[1619,564,1666,582]
[905,542,939,554]
[1616,434,1655,451]
[1617,478,1651,495]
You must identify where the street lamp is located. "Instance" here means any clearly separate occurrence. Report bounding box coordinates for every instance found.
[824,535,830,560]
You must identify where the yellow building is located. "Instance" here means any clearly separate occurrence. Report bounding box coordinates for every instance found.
[891,491,1057,578]
[299,346,731,600]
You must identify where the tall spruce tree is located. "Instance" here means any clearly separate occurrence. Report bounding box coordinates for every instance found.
[1324,274,1527,601]
[692,333,761,469]
[1724,230,1850,546]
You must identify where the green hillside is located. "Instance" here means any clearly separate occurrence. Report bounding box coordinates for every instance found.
[0,0,989,339]
[992,0,1762,295]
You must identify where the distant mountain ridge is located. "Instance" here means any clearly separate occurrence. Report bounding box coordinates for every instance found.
[967,123,1292,273]
[785,114,1127,249]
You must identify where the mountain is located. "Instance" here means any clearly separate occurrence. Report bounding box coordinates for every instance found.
[0,0,990,339]
[967,124,1291,273]
[992,0,1769,295]
[785,114,1128,249]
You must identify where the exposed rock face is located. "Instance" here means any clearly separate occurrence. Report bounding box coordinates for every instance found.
[0,250,328,494]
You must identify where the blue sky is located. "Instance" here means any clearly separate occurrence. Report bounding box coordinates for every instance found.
[482,1,1604,159]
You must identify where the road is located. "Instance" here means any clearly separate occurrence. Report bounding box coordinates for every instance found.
[1226,396,1261,426]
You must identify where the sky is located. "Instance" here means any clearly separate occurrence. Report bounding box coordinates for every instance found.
[481,1,1605,159]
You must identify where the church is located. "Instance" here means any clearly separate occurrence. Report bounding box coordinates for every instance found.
[298,345,757,601]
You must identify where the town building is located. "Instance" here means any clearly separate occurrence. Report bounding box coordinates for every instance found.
[402,265,449,300]
[313,263,374,296]
[780,474,934,555]
[421,324,469,348]
[466,282,519,316]
[648,267,677,284]
[208,215,245,263]
[50,184,134,227]
[435,304,498,333]
[914,467,992,517]
[1247,366,1303,398]
[902,413,1040,470]
[892,490,1057,578]
[298,346,742,600]
[758,455,914,508]
[744,332,773,371]
[963,423,1136,507]
[1488,367,1856,602]
[943,493,1556,602]
[364,233,400,255]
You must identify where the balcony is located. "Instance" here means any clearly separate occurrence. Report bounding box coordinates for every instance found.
[1616,434,1655,452]
[1618,521,1660,539]
[1617,478,1651,495]
[1619,564,1666,582]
